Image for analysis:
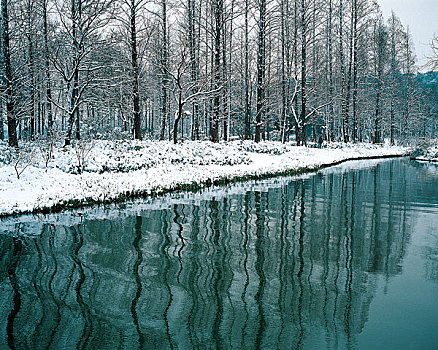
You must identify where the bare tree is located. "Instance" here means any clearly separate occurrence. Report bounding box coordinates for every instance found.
[298,0,308,145]
[159,0,169,140]
[187,0,200,140]
[387,11,403,145]
[42,0,54,133]
[129,0,143,140]
[52,0,115,146]
[1,0,18,147]
[0,0,432,146]
[255,0,266,143]
[429,35,438,70]
[24,0,37,140]
[243,0,251,140]
[210,0,224,142]
[372,16,387,144]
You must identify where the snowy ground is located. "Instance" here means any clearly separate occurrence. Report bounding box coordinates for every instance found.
[0,140,408,217]
[411,140,438,162]
[0,157,400,235]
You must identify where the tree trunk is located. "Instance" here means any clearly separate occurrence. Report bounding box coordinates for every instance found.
[131,0,142,140]
[244,0,251,140]
[342,0,354,143]
[255,0,266,143]
[65,73,78,146]
[1,0,18,147]
[210,0,222,143]
[173,91,183,144]
[188,0,200,140]
[280,0,287,143]
[293,0,299,144]
[339,0,347,143]
[222,10,228,141]
[327,0,334,141]
[374,23,386,144]
[43,0,54,133]
[402,28,413,142]
[65,0,80,146]
[27,0,36,140]
[390,100,394,145]
[388,13,398,146]
[352,0,358,142]
[342,0,355,143]
[225,0,234,141]
[0,99,3,140]
[299,0,307,146]
[0,25,3,141]
[159,0,168,141]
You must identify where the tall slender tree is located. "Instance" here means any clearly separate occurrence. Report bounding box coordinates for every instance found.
[42,0,54,133]
[243,0,251,139]
[159,0,169,140]
[255,0,266,142]
[351,0,359,142]
[210,0,223,142]
[188,0,200,140]
[1,0,18,147]
[387,11,402,145]
[299,0,307,145]
[373,17,387,144]
[25,0,36,139]
[129,0,143,140]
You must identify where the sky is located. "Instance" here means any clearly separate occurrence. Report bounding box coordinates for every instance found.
[378,0,438,71]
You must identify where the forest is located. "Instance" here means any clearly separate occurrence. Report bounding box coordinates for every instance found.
[1,0,438,148]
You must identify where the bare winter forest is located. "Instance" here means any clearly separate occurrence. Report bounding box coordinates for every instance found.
[2,3,438,346]
[1,0,438,148]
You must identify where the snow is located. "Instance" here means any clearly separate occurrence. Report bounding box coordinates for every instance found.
[0,155,405,235]
[0,140,408,217]
[411,141,438,163]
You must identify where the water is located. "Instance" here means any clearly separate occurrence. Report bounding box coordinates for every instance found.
[0,159,437,349]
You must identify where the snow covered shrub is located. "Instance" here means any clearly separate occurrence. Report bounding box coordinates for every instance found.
[0,141,15,166]
[37,135,58,170]
[73,140,96,174]
[412,138,431,157]
[13,146,36,179]
[235,140,290,155]
[410,138,438,159]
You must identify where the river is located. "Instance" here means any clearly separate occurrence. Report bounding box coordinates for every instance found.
[0,158,437,349]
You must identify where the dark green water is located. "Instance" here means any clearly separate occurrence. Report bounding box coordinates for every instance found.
[0,159,437,349]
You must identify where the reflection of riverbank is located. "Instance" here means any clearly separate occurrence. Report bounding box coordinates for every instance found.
[411,159,438,176]
[0,160,427,349]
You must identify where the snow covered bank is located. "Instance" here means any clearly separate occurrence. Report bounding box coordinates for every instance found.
[0,140,408,217]
[0,157,401,235]
[411,140,438,163]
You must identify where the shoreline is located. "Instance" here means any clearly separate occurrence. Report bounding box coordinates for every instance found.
[411,157,438,163]
[0,141,409,218]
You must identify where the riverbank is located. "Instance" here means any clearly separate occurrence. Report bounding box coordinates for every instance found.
[411,141,438,163]
[0,140,408,217]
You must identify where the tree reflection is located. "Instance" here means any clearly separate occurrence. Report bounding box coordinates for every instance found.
[6,237,22,350]
[0,160,424,349]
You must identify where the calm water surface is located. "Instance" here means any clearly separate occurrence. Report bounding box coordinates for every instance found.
[0,159,437,349]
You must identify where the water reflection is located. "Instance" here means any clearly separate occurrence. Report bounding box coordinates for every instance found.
[1,160,436,349]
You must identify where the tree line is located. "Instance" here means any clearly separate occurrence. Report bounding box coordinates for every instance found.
[1,0,437,147]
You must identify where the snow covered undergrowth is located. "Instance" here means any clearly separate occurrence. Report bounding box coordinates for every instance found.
[411,140,438,162]
[0,140,408,216]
